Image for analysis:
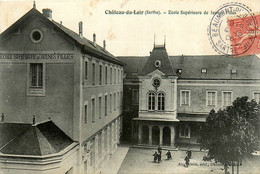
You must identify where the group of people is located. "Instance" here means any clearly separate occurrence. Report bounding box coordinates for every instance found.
[153,146,172,163]
[152,146,192,167]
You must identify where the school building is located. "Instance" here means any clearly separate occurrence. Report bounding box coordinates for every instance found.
[118,44,260,150]
[0,5,124,174]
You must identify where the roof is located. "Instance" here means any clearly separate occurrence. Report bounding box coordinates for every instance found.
[118,54,260,80]
[139,46,176,76]
[0,8,125,66]
[0,123,31,149]
[0,121,74,156]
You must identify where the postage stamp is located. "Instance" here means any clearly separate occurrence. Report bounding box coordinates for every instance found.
[228,13,260,57]
[208,2,258,56]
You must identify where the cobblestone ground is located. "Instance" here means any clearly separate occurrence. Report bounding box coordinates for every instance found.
[117,148,260,174]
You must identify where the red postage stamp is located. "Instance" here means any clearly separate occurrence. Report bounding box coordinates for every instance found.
[228,14,260,57]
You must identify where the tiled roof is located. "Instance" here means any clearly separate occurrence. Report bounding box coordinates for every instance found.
[119,54,260,80]
[0,123,31,149]
[0,8,124,66]
[118,56,148,78]
[0,121,74,156]
[140,46,176,76]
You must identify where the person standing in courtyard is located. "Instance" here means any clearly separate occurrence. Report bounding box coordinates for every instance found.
[166,150,172,160]
[157,145,162,155]
[158,152,162,163]
[184,155,190,167]
[186,148,192,159]
[153,151,158,162]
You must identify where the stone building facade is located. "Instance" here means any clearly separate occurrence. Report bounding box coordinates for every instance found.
[119,44,260,150]
[0,6,124,174]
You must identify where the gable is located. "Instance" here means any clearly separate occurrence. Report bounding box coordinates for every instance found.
[146,69,165,77]
[0,11,75,52]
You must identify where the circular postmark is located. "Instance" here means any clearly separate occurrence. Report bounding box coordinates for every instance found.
[208,2,257,56]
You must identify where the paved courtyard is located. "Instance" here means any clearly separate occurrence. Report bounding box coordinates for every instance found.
[117,147,260,174]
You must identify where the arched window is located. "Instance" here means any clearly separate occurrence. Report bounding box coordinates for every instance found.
[158,92,165,111]
[148,92,155,110]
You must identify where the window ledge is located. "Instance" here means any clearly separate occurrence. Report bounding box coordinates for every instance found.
[27,88,45,96]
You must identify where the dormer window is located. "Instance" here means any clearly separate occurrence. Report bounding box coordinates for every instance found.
[231,69,237,74]
[201,68,207,73]
[177,69,182,74]
[155,60,161,68]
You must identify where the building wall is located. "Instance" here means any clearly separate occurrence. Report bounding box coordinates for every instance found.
[81,54,123,142]
[0,17,78,138]
[177,80,260,114]
[0,145,79,174]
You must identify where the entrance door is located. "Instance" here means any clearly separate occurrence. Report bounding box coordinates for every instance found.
[152,126,160,145]
[142,126,149,144]
[163,127,171,146]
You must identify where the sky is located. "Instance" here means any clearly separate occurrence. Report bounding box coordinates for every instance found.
[0,0,259,56]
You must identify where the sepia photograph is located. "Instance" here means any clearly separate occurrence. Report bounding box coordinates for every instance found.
[0,0,259,174]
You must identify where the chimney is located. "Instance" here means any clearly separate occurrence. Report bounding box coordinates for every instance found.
[79,21,83,37]
[1,113,4,123]
[33,115,36,124]
[42,9,52,20]
[60,21,62,28]
[103,40,106,49]
[93,33,96,46]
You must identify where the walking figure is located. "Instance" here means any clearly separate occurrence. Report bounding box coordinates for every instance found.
[157,145,162,155]
[184,155,190,167]
[157,152,162,163]
[166,150,172,160]
[186,149,192,159]
[153,151,158,162]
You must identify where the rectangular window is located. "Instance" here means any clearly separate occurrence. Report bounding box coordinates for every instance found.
[121,91,123,107]
[105,95,108,116]
[90,138,95,167]
[98,133,102,157]
[222,91,233,107]
[179,125,190,138]
[104,128,107,151]
[92,98,95,123]
[85,61,88,80]
[114,68,116,84]
[180,90,190,106]
[114,93,116,110]
[206,91,217,107]
[110,94,112,113]
[30,63,43,87]
[84,160,87,174]
[105,66,108,84]
[110,67,112,84]
[99,65,102,85]
[253,92,260,103]
[99,97,102,119]
[118,92,120,108]
[92,63,95,85]
[148,92,155,111]
[132,89,139,104]
[121,70,123,82]
[118,69,120,84]
[84,104,88,123]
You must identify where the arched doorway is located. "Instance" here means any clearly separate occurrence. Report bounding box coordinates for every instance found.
[152,126,160,145]
[163,127,171,146]
[142,126,149,144]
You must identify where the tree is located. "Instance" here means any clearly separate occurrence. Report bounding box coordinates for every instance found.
[200,96,259,174]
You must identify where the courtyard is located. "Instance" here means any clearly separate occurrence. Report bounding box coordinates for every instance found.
[115,147,260,174]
